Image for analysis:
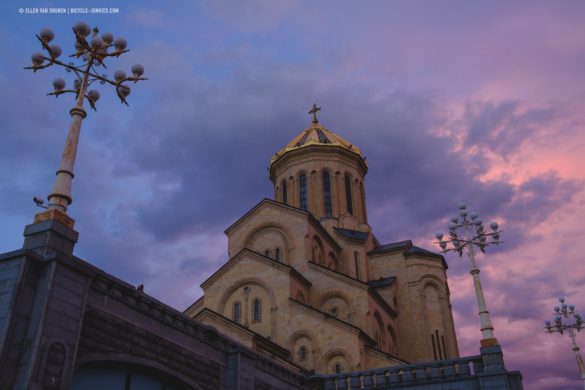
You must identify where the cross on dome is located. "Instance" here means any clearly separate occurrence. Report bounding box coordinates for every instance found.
[308,103,321,124]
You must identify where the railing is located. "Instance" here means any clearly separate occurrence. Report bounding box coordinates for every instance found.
[309,355,484,390]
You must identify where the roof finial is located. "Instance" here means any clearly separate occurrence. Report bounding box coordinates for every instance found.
[308,103,321,124]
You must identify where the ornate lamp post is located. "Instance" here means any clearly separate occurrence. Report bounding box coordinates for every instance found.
[25,22,146,223]
[434,203,502,347]
[545,297,585,389]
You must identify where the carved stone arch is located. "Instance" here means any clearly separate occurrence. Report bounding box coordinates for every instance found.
[74,353,205,390]
[419,275,450,360]
[218,277,277,338]
[318,290,351,320]
[418,275,447,299]
[217,277,276,315]
[317,290,351,308]
[289,329,317,348]
[322,348,352,373]
[244,223,294,265]
[289,329,318,369]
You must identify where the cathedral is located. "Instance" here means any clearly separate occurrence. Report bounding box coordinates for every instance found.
[0,103,523,389]
[185,106,459,373]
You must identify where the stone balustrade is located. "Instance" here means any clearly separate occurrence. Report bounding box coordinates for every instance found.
[309,355,485,389]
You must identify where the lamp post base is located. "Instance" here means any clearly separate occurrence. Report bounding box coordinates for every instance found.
[481,337,500,347]
[33,208,75,229]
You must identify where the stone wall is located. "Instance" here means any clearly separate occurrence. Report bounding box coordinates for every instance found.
[0,218,309,390]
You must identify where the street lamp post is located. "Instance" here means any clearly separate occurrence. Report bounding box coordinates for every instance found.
[545,297,585,389]
[434,203,502,347]
[25,22,146,223]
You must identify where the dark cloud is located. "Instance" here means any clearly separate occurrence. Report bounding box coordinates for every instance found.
[463,99,563,155]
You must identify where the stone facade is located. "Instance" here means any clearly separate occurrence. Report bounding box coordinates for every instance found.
[185,121,460,373]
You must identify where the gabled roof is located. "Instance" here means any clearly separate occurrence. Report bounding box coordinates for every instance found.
[405,245,443,259]
[368,240,412,255]
[368,240,447,269]
[200,248,312,289]
[224,198,306,234]
[334,227,369,242]
[224,198,341,251]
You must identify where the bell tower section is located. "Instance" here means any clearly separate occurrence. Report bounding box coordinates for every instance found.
[269,106,369,232]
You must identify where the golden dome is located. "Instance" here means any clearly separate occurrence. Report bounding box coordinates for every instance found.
[270,122,366,166]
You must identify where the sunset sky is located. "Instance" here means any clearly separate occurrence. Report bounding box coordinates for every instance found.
[1,1,585,388]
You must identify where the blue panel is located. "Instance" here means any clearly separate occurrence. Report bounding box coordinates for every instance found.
[70,367,126,390]
[131,372,161,390]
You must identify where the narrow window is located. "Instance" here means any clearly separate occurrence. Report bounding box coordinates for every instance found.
[431,334,438,360]
[322,171,332,217]
[354,252,360,280]
[360,182,367,221]
[299,346,308,361]
[275,247,280,262]
[233,302,241,323]
[436,330,443,359]
[441,335,448,359]
[335,363,342,374]
[344,175,353,215]
[300,174,308,210]
[282,180,288,205]
[264,249,271,258]
[253,298,261,322]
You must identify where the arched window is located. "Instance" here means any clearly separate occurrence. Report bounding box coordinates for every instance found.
[264,249,271,258]
[322,171,332,217]
[299,174,308,210]
[253,298,261,322]
[275,247,281,262]
[233,301,241,323]
[335,363,342,374]
[344,174,353,215]
[299,346,308,361]
[282,180,288,205]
